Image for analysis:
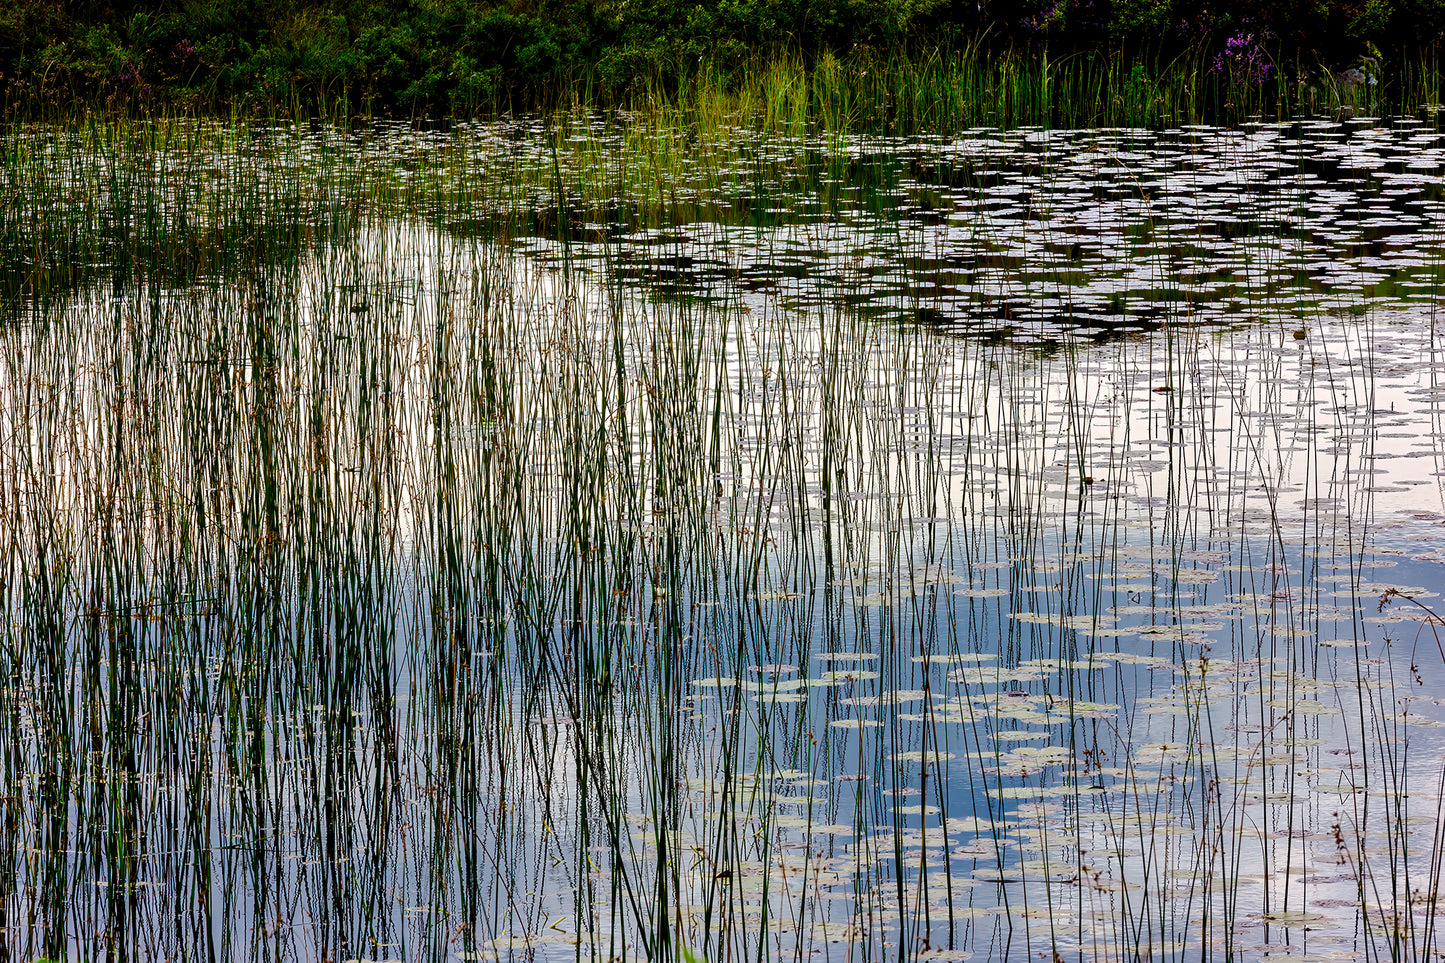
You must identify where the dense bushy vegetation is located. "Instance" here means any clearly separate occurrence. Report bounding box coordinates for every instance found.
[0,0,1434,115]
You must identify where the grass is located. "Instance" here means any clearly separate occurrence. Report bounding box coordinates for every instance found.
[546,43,1401,136]
[0,40,1414,132]
[1,108,1444,963]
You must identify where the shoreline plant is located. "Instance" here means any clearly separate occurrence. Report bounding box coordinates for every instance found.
[0,0,1429,128]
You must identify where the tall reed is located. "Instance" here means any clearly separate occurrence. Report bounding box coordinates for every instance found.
[2,109,1444,963]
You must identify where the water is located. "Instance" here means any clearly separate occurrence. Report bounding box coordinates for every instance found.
[3,116,1445,963]
[490,117,1445,343]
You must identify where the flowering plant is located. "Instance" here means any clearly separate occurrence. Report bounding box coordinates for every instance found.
[1210,32,1272,86]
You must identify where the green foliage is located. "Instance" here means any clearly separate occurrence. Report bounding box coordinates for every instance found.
[1107,0,1178,36]
[0,0,1441,117]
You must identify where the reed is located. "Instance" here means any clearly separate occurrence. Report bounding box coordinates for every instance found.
[3,39,1436,131]
[2,107,1444,963]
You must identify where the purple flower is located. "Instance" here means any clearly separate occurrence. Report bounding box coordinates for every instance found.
[1210,32,1272,86]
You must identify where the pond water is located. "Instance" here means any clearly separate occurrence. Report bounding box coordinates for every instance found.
[3,116,1445,963]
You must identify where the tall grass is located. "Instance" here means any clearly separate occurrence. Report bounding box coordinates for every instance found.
[559,40,1417,131]
[617,44,1392,136]
[1,39,1420,132]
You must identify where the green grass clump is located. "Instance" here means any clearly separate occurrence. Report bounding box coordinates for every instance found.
[0,119,362,311]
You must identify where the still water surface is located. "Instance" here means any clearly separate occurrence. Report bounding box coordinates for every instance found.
[3,117,1445,963]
